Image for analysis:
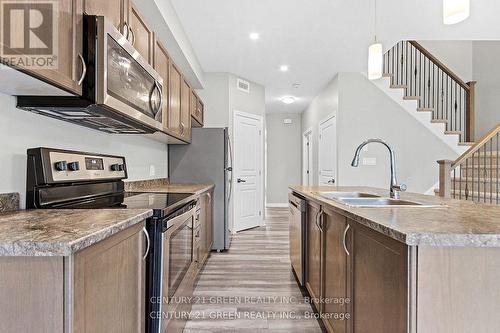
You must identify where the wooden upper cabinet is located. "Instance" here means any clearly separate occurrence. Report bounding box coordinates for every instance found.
[168,62,182,136]
[191,91,204,128]
[153,37,169,131]
[73,223,146,333]
[323,208,349,333]
[5,0,84,95]
[84,0,129,36]
[349,220,408,333]
[305,201,322,312]
[128,2,154,64]
[180,78,192,141]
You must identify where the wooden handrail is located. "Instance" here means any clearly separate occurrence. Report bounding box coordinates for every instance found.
[409,41,471,92]
[452,123,500,168]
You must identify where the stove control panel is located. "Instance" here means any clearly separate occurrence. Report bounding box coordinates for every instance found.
[49,151,126,182]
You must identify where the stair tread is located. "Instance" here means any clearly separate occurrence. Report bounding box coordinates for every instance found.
[390,84,407,89]
[444,130,463,135]
[382,73,393,77]
[403,96,421,100]
[458,142,475,146]
[431,119,448,123]
[416,108,434,112]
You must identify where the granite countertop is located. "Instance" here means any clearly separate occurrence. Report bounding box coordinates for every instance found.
[290,185,500,247]
[126,180,214,196]
[0,209,153,256]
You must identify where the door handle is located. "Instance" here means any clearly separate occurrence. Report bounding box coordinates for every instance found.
[328,178,335,184]
[142,227,150,260]
[121,21,130,38]
[237,178,246,183]
[77,53,87,86]
[315,208,324,232]
[343,224,350,256]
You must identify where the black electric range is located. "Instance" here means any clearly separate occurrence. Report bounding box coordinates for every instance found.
[25,147,198,333]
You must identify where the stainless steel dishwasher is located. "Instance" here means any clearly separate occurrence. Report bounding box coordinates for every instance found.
[289,192,306,286]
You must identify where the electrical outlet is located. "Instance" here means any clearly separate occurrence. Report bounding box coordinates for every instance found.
[362,157,377,166]
[149,165,156,176]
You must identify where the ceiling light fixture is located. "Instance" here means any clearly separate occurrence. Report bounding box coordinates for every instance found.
[249,32,260,40]
[280,65,289,72]
[443,0,470,25]
[368,0,383,80]
[281,96,296,104]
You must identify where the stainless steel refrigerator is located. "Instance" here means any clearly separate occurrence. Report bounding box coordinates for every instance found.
[168,128,232,251]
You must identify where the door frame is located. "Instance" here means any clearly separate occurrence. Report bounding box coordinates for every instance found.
[232,110,265,231]
[318,114,337,186]
[302,127,313,186]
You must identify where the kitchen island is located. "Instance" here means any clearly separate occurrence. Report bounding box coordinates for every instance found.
[290,185,500,333]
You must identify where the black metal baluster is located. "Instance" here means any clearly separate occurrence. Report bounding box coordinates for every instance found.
[497,133,499,204]
[472,153,475,202]
[465,159,469,200]
[453,169,456,199]
[459,163,462,199]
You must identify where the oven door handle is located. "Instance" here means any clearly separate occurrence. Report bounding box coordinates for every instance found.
[142,227,150,260]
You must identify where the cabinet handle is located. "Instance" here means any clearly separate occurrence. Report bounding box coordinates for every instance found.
[343,224,350,256]
[121,21,130,39]
[315,208,323,232]
[180,122,185,134]
[207,192,211,203]
[128,26,136,46]
[142,227,150,260]
[77,53,87,86]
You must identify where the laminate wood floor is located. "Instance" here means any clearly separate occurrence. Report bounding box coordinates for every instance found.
[184,208,323,333]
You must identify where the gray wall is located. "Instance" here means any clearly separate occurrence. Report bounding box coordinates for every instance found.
[337,73,458,193]
[416,41,500,138]
[266,113,302,204]
[0,93,168,208]
[473,42,500,138]
[301,76,339,185]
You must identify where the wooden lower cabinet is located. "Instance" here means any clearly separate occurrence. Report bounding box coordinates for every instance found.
[323,207,349,333]
[305,200,322,311]
[0,222,146,333]
[348,220,408,333]
[303,200,409,333]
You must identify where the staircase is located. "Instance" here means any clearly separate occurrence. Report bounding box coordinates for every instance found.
[373,40,477,155]
[438,124,500,205]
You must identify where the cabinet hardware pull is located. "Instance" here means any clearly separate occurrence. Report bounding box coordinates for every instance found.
[142,227,150,260]
[180,122,185,134]
[207,192,211,203]
[121,22,130,39]
[77,53,87,86]
[128,26,135,46]
[315,208,323,232]
[343,224,350,256]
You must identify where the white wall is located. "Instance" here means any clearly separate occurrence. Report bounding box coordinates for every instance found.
[417,41,473,81]
[0,93,168,208]
[266,113,302,205]
[301,76,339,185]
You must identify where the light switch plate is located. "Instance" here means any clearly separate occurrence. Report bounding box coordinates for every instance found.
[362,157,377,166]
[149,165,156,176]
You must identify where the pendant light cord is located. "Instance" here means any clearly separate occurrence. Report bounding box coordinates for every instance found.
[374,0,377,42]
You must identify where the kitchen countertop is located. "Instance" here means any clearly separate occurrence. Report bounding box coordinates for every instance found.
[0,209,153,256]
[127,182,215,196]
[290,185,500,247]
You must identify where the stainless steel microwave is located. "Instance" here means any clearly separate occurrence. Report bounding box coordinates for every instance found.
[18,15,164,134]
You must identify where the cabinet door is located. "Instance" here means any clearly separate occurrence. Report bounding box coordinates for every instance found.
[180,78,192,141]
[323,208,349,333]
[191,91,203,127]
[153,38,169,130]
[305,201,322,311]
[198,194,208,264]
[73,223,146,333]
[168,63,182,136]
[5,0,84,95]
[84,0,129,35]
[128,3,153,64]
[349,221,408,333]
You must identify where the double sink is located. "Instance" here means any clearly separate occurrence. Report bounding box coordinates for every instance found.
[318,192,435,207]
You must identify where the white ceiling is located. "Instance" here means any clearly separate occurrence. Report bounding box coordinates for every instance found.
[170,0,500,114]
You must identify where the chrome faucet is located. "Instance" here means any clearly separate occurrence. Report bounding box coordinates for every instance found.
[351,139,407,199]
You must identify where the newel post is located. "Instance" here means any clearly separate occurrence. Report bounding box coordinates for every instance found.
[466,81,477,143]
[437,160,453,198]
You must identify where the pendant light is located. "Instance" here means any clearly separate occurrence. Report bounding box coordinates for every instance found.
[443,0,470,25]
[368,0,382,80]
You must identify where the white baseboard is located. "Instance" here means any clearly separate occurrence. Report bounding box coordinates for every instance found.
[266,203,288,208]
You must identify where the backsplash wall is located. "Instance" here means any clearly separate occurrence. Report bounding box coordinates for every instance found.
[0,92,169,208]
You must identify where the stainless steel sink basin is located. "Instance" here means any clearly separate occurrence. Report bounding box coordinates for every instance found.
[319,192,380,200]
[339,198,424,207]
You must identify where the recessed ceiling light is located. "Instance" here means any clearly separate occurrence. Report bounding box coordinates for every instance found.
[280,65,289,72]
[281,96,296,104]
[249,32,260,40]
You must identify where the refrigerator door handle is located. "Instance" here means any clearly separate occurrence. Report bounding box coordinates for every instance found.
[227,135,234,202]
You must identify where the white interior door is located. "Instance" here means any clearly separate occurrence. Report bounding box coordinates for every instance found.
[318,115,337,186]
[233,111,263,232]
[302,129,313,186]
